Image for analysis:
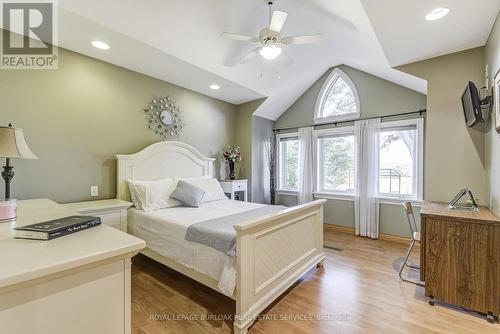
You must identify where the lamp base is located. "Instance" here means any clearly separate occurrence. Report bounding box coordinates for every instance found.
[0,199,17,223]
[0,216,16,223]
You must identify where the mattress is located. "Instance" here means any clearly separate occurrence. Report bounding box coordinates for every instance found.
[128,199,266,296]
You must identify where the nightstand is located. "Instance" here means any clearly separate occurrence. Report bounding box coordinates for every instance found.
[219,179,248,202]
[62,199,132,232]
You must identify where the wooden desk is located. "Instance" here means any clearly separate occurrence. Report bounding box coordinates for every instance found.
[420,202,500,319]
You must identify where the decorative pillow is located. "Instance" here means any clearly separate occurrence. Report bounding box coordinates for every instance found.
[129,179,181,211]
[170,180,205,207]
[179,177,227,203]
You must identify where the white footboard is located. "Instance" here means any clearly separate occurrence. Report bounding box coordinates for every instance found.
[233,199,326,334]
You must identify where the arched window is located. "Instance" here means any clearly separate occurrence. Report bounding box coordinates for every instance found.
[314,68,360,123]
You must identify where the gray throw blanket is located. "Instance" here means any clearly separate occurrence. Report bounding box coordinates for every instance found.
[185,205,286,257]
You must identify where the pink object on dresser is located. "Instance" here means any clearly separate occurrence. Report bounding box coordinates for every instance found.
[0,199,16,221]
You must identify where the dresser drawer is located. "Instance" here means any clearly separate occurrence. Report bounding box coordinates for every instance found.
[234,182,247,191]
[95,211,122,230]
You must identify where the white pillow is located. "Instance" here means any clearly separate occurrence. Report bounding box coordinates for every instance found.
[128,179,181,211]
[127,180,148,209]
[179,177,227,203]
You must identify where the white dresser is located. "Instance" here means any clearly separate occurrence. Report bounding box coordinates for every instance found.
[219,179,248,202]
[0,199,145,334]
[63,199,132,232]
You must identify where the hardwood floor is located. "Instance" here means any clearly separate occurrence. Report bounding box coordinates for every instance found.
[131,230,498,334]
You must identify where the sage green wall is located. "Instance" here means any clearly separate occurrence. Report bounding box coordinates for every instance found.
[252,115,274,204]
[398,47,487,205]
[275,64,427,237]
[275,64,427,129]
[485,13,500,216]
[234,99,266,201]
[277,194,421,237]
[0,46,237,203]
[233,98,274,204]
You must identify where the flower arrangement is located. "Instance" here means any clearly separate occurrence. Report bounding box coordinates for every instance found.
[222,145,242,163]
[222,145,241,180]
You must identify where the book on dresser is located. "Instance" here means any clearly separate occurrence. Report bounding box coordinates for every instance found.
[14,215,101,240]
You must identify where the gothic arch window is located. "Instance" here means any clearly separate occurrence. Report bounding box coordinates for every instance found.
[314,68,360,123]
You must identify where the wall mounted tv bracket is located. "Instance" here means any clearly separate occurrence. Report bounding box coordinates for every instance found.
[480,86,494,114]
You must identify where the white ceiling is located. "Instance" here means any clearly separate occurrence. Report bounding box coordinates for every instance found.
[361,0,500,67]
[52,0,498,120]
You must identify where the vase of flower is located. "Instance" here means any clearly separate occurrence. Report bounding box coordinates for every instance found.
[229,161,235,180]
[222,145,241,180]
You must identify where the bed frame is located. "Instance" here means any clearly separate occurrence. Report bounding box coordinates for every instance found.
[116,141,325,334]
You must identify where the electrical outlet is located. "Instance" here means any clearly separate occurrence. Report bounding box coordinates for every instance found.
[90,186,99,197]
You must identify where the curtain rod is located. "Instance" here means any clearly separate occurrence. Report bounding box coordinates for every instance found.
[272,109,427,133]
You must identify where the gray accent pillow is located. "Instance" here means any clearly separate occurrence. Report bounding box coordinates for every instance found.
[170,180,206,207]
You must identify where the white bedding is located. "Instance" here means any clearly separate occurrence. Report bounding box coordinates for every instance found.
[128,199,266,296]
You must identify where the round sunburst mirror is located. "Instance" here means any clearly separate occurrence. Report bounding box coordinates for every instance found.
[144,96,184,139]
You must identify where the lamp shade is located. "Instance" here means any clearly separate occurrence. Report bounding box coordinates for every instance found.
[0,126,38,159]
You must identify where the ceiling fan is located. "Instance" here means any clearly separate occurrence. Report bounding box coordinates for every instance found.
[222,1,322,64]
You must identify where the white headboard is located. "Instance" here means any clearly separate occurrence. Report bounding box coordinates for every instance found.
[116,141,215,201]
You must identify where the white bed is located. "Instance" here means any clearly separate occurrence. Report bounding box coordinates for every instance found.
[128,199,267,296]
[116,141,325,334]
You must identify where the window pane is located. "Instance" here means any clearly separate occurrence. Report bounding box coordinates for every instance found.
[322,77,357,117]
[280,139,299,190]
[379,129,416,196]
[319,135,355,192]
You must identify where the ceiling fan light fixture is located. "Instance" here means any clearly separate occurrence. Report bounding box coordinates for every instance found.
[425,7,450,21]
[259,44,282,60]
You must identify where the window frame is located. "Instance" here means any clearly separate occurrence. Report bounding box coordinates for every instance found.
[313,126,356,198]
[314,68,361,124]
[378,118,424,202]
[276,132,300,194]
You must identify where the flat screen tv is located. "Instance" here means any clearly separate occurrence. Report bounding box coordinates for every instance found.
[461,81,483,127]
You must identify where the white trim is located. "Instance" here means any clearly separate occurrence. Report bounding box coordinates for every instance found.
[276,189,299,196]
[313,126,356,196]
[313,192,354,201]
[379,197,423,207]
[314,68,360,124]
[276,132,299,192]
[314,112,361,124]
[378,118,424,201]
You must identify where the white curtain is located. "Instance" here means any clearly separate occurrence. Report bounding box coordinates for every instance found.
[354,119,380,239]
[298,127,314,204]
[401,131,416,158]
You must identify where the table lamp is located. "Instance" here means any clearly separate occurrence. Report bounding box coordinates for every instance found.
[0,123,38,222]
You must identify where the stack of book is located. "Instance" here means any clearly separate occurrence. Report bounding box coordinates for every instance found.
[14,215,101,240]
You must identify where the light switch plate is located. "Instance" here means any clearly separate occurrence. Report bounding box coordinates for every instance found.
[90,186,99,197]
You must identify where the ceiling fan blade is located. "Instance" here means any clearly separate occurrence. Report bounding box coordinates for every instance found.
[239,48,260,64]
[222,32,260,42]
[282,34,322,45]
[269,11,288,33]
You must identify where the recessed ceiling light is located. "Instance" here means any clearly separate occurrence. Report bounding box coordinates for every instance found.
[91,40,110,50]
[210,84,221,90]
[425,7,450,21]
[259,44,282,60]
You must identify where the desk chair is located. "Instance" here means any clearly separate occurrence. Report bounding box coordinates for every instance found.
[399,202,424,287]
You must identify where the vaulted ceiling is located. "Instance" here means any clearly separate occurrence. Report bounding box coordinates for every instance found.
[54,0,499,120]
